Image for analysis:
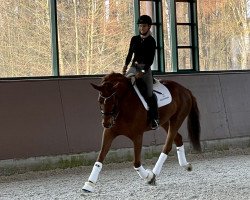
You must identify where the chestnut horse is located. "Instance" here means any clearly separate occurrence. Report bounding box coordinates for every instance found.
[82,72,201,192]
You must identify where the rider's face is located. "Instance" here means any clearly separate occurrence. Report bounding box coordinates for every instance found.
[139,24,151,35]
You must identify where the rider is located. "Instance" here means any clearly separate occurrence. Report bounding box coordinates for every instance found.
[122,15,159,130]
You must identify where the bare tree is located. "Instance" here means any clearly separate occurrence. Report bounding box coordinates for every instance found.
[56,0,134,75]
[198,0,250,70]
[0,0,52,77]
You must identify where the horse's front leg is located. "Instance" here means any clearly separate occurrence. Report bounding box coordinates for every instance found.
[133,134,155,184]
[82,129,115,193]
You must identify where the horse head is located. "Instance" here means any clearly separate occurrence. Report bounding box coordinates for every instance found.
[91,73,129,128]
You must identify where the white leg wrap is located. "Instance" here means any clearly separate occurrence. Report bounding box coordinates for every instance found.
[82,162,102,193]
[177,145,188,166]
[134,165,149,179]
[82,181,95,193]
[152,153,168,176]
[88,162,103,183]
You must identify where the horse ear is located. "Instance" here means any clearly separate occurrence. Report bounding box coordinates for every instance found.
[90,83,103,92]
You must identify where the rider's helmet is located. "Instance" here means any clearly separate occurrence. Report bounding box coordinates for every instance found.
[137,15,152,25]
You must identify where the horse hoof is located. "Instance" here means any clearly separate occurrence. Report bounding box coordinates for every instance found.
[184,163,192,171]
[82,181,95,193]
[147,174,156,185]
[146,169,156,185]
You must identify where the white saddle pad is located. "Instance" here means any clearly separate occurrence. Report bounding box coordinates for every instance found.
[133,79,172,110]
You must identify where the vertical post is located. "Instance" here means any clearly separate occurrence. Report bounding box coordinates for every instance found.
[155,0,165,72]
[191,0,200,71]
[134,0,140,35]
[49,0,60,76]
[146,1,158,71]
[169,0,178,72]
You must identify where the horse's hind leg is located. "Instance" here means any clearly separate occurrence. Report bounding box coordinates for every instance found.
[151,122,172,177]
[152,120,186,177]
[151,124,191,178]
[174,133,192,171]
[82,129,116,193]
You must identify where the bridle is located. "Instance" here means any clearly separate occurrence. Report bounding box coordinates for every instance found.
[99,91,119,125]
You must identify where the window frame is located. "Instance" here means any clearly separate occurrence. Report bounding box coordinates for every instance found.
[170,0,200,72]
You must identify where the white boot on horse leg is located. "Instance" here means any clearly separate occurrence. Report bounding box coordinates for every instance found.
[142,152,167,185]
[134,165,155,185]
[177,145,192,171]
[153,153,168,176]
[82,162,102,192]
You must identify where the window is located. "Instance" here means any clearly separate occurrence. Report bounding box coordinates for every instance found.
[197,0,250,70]
[0,0,52,78]
[166,0,199,72]
[1,0,249,78]
[56,0,134,75]
[139,0,166,72]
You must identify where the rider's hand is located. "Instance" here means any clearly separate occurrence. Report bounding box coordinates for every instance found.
[135,71,144,79]
[122,65,127,75]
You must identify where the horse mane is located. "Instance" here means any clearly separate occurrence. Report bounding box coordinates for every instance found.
[100,72,133,97]
[101,72,130,86]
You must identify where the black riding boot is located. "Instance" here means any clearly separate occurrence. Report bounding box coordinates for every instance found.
[147,94,159,130]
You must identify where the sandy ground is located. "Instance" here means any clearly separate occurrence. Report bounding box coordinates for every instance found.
[0,148,249,200]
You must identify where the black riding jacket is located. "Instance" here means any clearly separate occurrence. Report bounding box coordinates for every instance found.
[125,34,156,71]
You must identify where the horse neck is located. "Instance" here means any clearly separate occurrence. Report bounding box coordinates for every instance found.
[119,86,143,118]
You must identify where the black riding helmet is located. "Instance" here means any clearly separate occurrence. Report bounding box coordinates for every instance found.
[137,15,152,25]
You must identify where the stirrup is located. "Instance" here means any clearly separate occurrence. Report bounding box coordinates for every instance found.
[151,119,159,130]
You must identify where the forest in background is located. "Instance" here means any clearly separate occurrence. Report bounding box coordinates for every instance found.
[198,0,250,70]
[0,0,249,78]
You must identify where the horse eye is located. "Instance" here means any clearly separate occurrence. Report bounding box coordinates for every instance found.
[98,97,104,103]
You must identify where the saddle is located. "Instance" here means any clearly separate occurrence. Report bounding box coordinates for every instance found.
[131,78,172,110]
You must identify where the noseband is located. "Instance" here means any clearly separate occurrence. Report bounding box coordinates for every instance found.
[99,92,119,122]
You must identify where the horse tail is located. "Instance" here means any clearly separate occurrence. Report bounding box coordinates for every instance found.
[187,93,201,152]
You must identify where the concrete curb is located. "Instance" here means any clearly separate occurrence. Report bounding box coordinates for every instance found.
[0,137,249,176]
